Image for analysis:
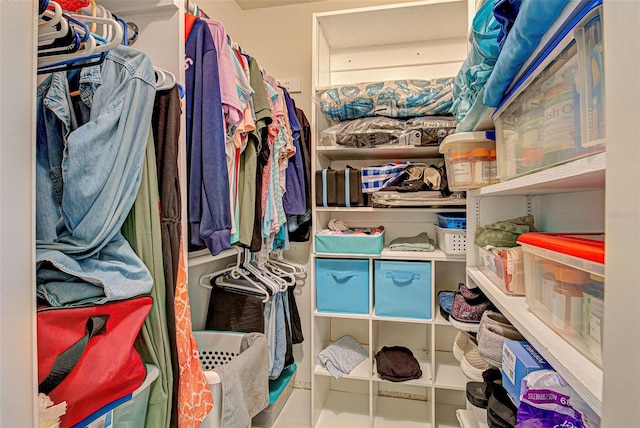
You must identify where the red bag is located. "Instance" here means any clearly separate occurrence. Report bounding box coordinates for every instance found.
[37,296,152,428]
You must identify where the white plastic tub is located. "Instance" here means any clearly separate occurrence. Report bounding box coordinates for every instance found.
[194,331,246,428]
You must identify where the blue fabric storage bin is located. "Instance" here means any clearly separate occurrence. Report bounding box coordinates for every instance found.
[374,260,432,319]
[315,231,384,255]
[316,258,369,314]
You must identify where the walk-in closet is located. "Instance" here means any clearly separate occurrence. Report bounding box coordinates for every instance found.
[1,0,638,427]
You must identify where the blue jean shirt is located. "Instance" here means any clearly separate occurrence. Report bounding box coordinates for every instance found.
[35,46,156,305]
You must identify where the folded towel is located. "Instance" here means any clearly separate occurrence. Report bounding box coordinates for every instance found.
[317,335,368,379]
[213,333,269,428]
[389,232,435,251]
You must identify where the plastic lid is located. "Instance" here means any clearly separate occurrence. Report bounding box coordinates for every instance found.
[517,232,604,264]
[451,151,470,160]
[471,148,490,157]
[554,265,590,284]
[439,131,496,154]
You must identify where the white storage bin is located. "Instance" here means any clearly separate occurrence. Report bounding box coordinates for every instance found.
[435,226,466,255]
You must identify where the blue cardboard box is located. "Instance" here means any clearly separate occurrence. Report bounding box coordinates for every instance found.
[501,341,553,406]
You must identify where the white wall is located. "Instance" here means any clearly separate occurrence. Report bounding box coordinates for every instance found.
[197,0,411,388]
[201,0,411,115]
[0,2,37,426]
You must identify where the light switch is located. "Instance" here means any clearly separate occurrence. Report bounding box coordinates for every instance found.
[280,78,303,93]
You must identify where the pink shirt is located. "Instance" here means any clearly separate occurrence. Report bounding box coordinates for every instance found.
[204,19,243,135]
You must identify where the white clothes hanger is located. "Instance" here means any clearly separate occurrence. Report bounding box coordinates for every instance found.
[198,247,270,302]
[243,249,282,294]
[154,66,177,91]
[38,35,97,69]
[38,14,122,69]
[263,260,296,288]
[198,246,243,287]
[269,249,307,275]
[38,1,63,29]
[91,5,106,39]
[213,275,270,303]
[38,8,69,43]
[269,258,306,276]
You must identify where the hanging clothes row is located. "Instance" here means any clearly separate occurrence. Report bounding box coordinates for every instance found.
[184,12,312,259]
[199,247,307,380]
[36,2,213,427]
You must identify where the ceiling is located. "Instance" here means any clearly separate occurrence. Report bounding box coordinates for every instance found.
[234,0,326,10]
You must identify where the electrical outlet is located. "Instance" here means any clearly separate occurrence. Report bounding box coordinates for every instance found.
[280,78,302,93]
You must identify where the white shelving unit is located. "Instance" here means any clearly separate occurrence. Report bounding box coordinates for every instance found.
[467,267,602,413]
[311,2,474,426]
[466,154,607,417]
[464,150,614,418]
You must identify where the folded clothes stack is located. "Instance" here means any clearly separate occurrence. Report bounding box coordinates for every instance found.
[317,335,368,379]
[389,232,435,252]
[375,346,422,382]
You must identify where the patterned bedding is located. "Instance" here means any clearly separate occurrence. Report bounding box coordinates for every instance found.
[318,78,455,122]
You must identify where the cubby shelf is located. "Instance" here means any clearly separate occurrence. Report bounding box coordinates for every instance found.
[471,152,605,197]
[314,249,465,263]
[316,145,443,161]
[311,1,477,426]
[467,267,603,414]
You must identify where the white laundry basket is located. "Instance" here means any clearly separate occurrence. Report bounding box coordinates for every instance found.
[193,330,246,428]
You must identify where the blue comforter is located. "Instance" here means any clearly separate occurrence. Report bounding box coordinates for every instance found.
[483,0,571,107]
[450,0,501,128]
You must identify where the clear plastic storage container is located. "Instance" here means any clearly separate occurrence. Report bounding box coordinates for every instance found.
[475,245,525,295]
[494,6,605,182]
[439,131,496,191]
[518,232,604,367]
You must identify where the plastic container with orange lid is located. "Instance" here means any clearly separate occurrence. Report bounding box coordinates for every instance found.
[439,131,496,191]
[471,147,491,185]
[488,149,498,183]
[517,232,604,367]
[450,151,473,187]
[552,265,589,334]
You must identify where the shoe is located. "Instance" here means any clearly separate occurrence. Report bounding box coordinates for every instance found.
[487,383,518,428]
[449,287,493,333]
[466,368,502,409]
[438,290,455,320]
[457,282,486,304]
[460,340,489,381]
[453,330,472,362]
[477,311,525,367]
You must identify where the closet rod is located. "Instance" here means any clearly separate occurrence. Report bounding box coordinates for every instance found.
[185,0,209,18]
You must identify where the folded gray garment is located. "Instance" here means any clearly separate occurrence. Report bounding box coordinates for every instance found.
[318,335,368,379]
[389,232,435,251]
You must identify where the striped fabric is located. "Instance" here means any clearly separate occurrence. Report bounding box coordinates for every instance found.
[361,161,411,193]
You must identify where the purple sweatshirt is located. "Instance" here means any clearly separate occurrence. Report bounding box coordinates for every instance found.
[281,87,306,215]
[185,19,231,255]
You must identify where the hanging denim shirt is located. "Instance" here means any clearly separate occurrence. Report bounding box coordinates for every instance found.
[35,46,156,305]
